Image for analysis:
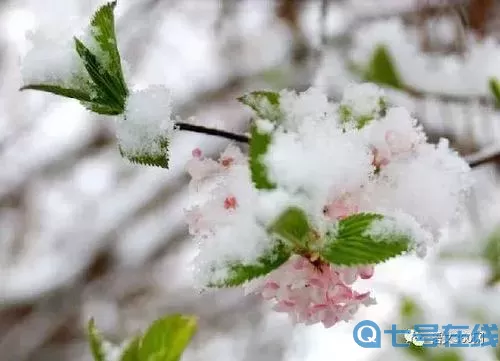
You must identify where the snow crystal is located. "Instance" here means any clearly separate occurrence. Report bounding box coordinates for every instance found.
[117,86,175,159]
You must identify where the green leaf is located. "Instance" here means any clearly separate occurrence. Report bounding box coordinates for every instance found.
[238,91,283,189]
[489,77,500,108]
[138,314,197,361]
[210,242,291,287]
[74,37,126,113]
[118,137,170,169]
[268,207,312,248]
[365,45,404,90]
[119,336,141,361]
[20,84,94,102]
[320,213,411,266]
[89,1,128,98]
[20,2,128,117]
[482,227,500,287]
[87,319,106,361]
[237,91,282,123]
[400,296,422,321]
[249,124,276,189]
[83,101,124,115]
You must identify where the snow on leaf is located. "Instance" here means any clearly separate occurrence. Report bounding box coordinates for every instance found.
[238,91,282,123]
[117,86,175,169]
[320,213,411,266]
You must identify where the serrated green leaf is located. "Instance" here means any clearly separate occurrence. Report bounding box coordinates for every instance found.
[210,242,291,287]
[90,1,128,98]
[118,137,169,169]
[83,101,124,115]
[20,84,94,102]
[138,314,197,361]
[489,77,500,108]
[268,207,311,247]
[365,45,404,90]
[119,336,141,361]
[74,38,126,113]
[249,124,276,189]
[87,319,106,361]
[320,213,411,266]
[237,91,282,122]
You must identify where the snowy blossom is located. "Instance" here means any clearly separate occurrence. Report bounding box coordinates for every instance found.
[185,83,471,327]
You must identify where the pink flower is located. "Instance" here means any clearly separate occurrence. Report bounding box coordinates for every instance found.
[246,256,376,328]
[323,195,359,220]
[192,147,202,158]
[371,129,424,169]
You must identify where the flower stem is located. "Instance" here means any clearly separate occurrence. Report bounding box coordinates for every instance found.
[175,122,249,143]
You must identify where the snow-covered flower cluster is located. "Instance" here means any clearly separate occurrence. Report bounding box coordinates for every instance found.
[185,83,472,327]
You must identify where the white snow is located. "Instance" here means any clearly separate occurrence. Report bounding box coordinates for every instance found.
[117,86,175,160]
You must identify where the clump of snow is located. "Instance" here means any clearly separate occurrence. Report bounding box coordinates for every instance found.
[278,87,337,131]
[255,118,274,133]
[20,1,111,89]
[184,82,472,326]
[117,86,175,160]
[340,82,386,120]
[21,32,89,88]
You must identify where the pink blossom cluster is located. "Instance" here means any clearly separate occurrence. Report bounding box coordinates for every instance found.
[246,256,376,328]
[185,83,471,328]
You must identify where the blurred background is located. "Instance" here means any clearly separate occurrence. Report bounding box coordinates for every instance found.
[1,0,500,360]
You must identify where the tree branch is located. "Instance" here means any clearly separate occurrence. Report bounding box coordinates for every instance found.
[175,122,500,169]
[175,122,250,143]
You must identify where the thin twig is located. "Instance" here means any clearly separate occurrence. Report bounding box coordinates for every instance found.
[175,122,500,168]
[175,122,250,143]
